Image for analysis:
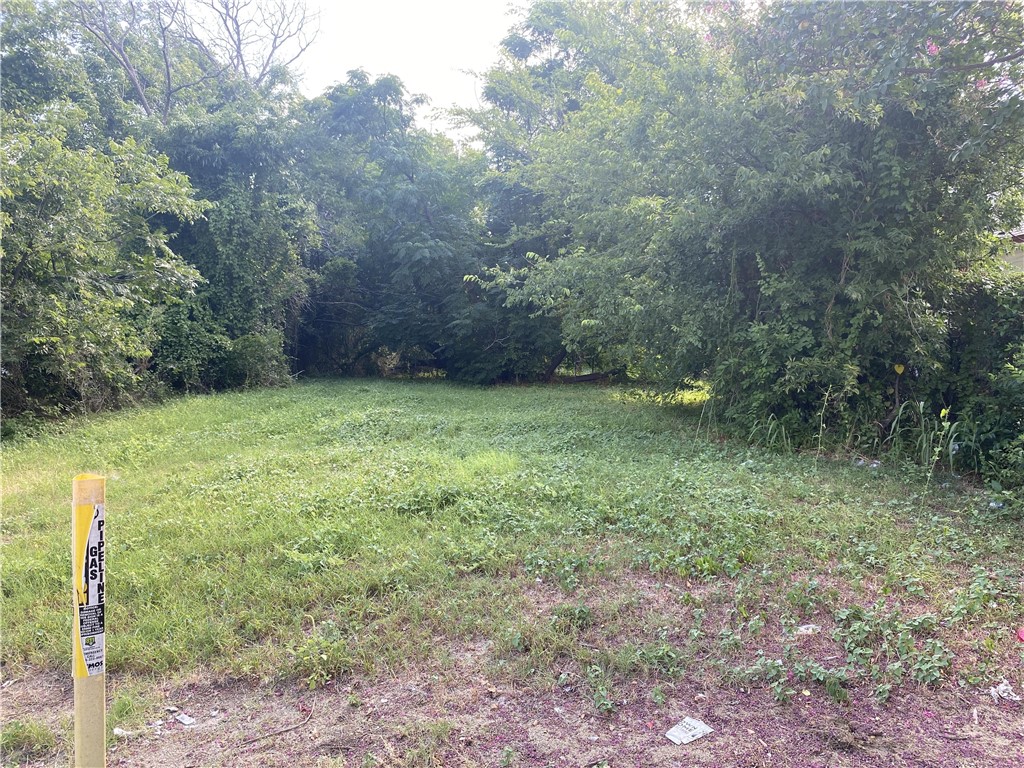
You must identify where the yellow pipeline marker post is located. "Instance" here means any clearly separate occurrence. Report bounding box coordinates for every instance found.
[72,474,106,768]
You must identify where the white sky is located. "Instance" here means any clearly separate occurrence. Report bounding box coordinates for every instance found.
[297,1,525,136]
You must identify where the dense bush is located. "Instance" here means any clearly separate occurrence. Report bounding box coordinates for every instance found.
[152,302,231,392]
[219,331,293,389]
[467,0,1024,488]
[943,264,1024,488]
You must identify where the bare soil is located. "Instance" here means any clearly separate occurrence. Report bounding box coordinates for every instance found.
[5,659,1022,768]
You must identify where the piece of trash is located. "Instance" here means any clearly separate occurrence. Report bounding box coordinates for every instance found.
[989,501,1005,509]
[989,679,1022,703]
[795,624,821,636]
[801,689,811,697]
[164,706,179,713]
[175,713,197,726]
[665,716,714,745]
[1016,627,1024,643]
[112,727,138,738]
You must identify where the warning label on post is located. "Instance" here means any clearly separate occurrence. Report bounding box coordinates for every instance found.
[73,502,105,677]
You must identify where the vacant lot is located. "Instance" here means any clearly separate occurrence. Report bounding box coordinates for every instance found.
[2,381,1022,767]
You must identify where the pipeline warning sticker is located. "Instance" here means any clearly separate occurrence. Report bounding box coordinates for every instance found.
[73,502,105,677]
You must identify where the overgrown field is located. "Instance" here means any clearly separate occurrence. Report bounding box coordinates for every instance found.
[2,381,1022,763]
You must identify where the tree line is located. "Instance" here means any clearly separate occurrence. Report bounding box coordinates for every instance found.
[3,0,1023,489]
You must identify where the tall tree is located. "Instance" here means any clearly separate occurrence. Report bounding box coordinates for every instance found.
[290,70,562,382]
[70,0,317,122]
[473,0,1024,438]
[1,0,205,413]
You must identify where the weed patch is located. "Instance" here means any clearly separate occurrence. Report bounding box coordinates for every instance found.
[0,719,57,764]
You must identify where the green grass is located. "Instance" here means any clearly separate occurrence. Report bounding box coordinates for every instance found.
[2,380,1021,702]
[0,718,58,765]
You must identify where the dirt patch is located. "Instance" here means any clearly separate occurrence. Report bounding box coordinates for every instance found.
[5,660,1023,767]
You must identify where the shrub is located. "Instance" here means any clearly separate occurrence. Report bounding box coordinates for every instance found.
[218,330,291,389]
[943,264,1024,489]
[152,300,231,392]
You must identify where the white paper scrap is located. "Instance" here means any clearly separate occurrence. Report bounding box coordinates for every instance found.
[990,679,1021,703]
[665,716,714,745]
[175,713,197,726]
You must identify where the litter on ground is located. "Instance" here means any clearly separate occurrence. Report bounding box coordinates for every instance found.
[665,716,714,745]
[989,679,1021,704]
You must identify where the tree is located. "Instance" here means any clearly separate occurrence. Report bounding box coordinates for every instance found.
[473,0,1024,451]
[288,70,563,382]
[183,0,317,86]
[69,0,317,122]
[149,82,317,388]
[1,52,204,413]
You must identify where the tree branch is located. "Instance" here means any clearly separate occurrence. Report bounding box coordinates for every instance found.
[901,46,1024,76]
[73,0,154,117]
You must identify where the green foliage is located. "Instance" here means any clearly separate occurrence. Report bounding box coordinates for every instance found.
[293,620,354,689]
[552,603,594,632]
[298,72,562,383]
[470,0,1024,485]
[941,265,1024,488]
[650,685,667,707]
[6,2,552,412]
[784,577,832,618]
[108,689,155,742]
[791,660,850,705]
[6,0,1023,483]
[631,638,684,678]
[730,654,796,703]
[151,300,231,391]
[524,549,600,591]
[949,567,1022,622]
[731,598,955,702]
[833,602,952,686]
[0,96,204,414]
[220,331,292,389]
[585,664,616,714]
[153,88,316,390]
